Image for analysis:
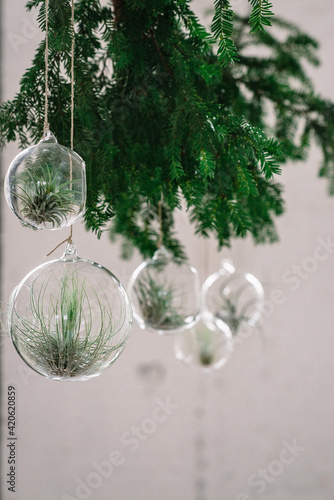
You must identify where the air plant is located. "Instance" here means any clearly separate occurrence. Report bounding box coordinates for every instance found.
[11,269,126,379]
[174,318,233,370]
[133,272,185,330]
[196,328,217,366]
[13,163,79,228]
[215,280,261,335]
[193,320,233,368]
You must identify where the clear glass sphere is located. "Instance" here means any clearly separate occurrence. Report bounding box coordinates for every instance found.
[202,259,264,337]
[174,317,233,371]
[128,246,201,334]
[4,130,86,230]
[8,244,132,381]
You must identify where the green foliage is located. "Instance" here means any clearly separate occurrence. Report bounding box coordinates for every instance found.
[1,0,334,259]
[212,0,239,65]
[248,0,274,33]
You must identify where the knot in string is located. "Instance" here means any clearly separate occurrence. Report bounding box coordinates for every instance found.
[46,226,73,257]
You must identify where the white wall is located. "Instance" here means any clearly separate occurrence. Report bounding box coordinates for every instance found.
[1,1,334,499]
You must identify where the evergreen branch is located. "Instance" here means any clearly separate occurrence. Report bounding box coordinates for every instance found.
[248,0,274,33]
[178,3,213,52]
[150,28,173,77]
[2,1,334,259]
[198,149,216,180]
[112,0,123,23]
[212,0,239,66]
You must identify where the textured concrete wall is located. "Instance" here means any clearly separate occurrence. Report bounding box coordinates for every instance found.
[1,1,334,499]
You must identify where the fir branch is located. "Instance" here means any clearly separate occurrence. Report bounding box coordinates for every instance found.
[248,0,274,33]
[212,0,239,66]
[2,1,334,259]
[150,28,173,77]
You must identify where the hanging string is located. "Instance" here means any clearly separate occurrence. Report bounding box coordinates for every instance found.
[44,0,50,131]
[46,0,76,257]
[193,374,209,500]
[69,0,75,188]
[70,0,75,151]
[157,199,163,248]
[204,238,209,280]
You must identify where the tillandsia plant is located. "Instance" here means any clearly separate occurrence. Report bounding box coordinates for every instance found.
[1,0,334,258]
[175,319,233,370]
[195,324,232,369]
[133,272,185,330]
[11,269,126,379]
[202,260,264,335]
[195,328,217,367]
[215,282,261,335]
[14,163,79,228]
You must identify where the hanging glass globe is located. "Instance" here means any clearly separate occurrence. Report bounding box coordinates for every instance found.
[8,244,132,381]
[4,130,86,230]
[128,246,201,334]
[174,316,233,371]
[202,259,264,337]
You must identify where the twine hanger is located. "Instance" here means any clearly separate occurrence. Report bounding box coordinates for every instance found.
[46,0,76,257]
[44,0,50,132]
[44,0,75,139]
[157,198,163,248]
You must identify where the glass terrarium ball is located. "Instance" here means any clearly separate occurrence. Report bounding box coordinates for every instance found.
[128,246,201,334]
[8,244,132,381]
[202,259,264,337]
[4,130,86,230]
[174,317,233,371]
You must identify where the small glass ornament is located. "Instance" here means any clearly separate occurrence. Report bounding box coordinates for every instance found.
[128,246,201,334]
[8,243,132,381]
[174,316,233,371]
[202,259,264,337]
[4,130,86,230]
